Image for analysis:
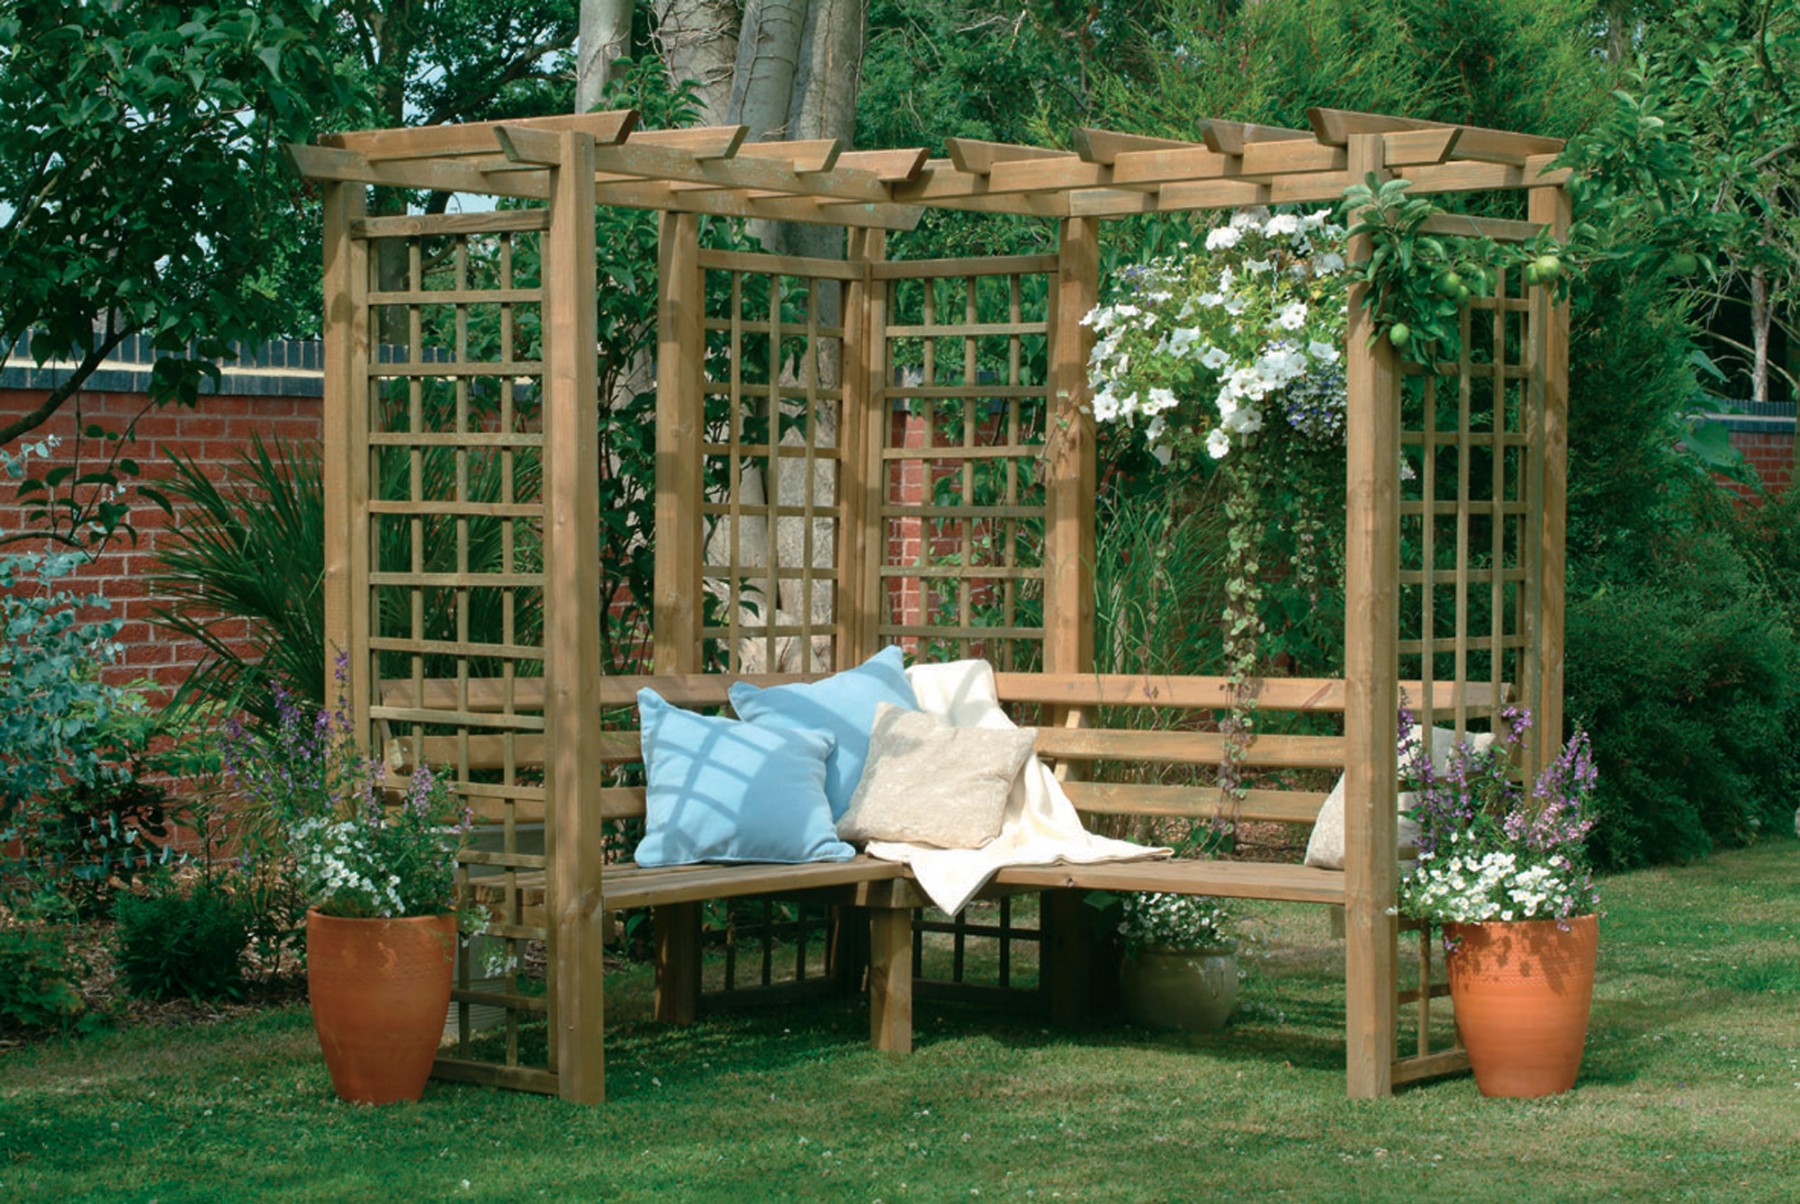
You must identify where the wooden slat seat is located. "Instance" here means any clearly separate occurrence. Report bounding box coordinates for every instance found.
[989,858,1345,906]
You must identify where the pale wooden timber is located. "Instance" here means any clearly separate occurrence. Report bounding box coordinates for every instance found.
[1391,1047,1472,1086]
[1062,782,1330,825]
[1342,133,1401,1101]
[1073,127,1203,164]
[288,143,551,201]
[993,860,1346,906]
[868,903,915,1054]
[375,672,1505,715]
[653,902,701,1024]
[1307,107,1565,160]
[1200,118,1313,155]
[1045,218,1099,678]
[835,147,931,181]
[591,178,924,228]
[653,212,704,673]
[321,110,637,159]
[1531,185,1572,773]
[350,210,550,238]
[628,124,749,159]
[320,182,370,746]
[540,130,607,1106]
[945,136,1074,173]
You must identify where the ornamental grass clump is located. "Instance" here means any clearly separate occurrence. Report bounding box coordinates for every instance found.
[1397,706,1601,930]
[1119,892,1234,953]
[224,664,471,920]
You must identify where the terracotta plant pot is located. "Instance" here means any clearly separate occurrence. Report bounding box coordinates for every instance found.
[306,909,456,1104]
[1121,944,1239,1033]
[1445,914,1598,1098]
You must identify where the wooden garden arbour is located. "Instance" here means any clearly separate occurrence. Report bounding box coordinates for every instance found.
[294,106,1572,1104]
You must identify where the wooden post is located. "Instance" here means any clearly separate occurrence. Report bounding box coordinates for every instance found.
[320,181,371,742]
[541,130,606,1104]
[840,229,886,665]
[1044,888,1098,1027]
[1044,218,1099,675]
[654,211,704,673]
[1342,132,1400,1100]
[869,904,914,1053]
[1529,184,1571,773]
[653,903,701,1025]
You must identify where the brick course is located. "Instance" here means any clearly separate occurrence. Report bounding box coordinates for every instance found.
[0,385,323,695]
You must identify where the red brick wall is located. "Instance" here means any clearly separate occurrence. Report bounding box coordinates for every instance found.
[1733,429,1794,494]
[0,388,322,695]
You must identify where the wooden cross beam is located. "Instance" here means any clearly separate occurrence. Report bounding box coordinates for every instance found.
[320,111,638,161]
[1307,107,1564,163]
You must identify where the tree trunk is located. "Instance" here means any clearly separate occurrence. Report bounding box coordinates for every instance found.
[577,0,635,112]
[1750,263,1770,404]
[728,0,807,136]
[773,0,862,270]
[652,0,740,125]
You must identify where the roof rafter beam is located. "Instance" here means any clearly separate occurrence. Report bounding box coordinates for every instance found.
[626,125,748,159]
[945,137,1074,175]
[286,143,550,200]
[1308,107,1564,162]
[589,179,921,228]
[587,140,892,202]
[1066,155,1569,216]
[1072,128,1204,165]
[320,111,637,162]
[1200,119,1312,156]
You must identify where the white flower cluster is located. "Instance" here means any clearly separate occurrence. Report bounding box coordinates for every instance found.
[1400,841,1588,924]
[291,817,410,918]
[1081,208,1347,462]
[1119,891,1234,952]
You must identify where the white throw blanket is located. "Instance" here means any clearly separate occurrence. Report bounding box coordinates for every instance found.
[864,660,1170,915]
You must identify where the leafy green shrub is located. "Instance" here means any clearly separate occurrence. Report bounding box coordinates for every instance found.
[0,551,137,827]
[112,878,249,1002]
[0,922,85,1031]
[1566,533,1800,868]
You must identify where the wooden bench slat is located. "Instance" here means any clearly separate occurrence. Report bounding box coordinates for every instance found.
[1036,728,1346,769]
[466,855,905,913]
[990,859,1346,905]
[1062,782,1328,825]
[380,673,1506,716]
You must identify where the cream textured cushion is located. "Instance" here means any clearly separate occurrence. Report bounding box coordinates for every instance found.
[836,702,1037,849]
[1303,726,1495,870]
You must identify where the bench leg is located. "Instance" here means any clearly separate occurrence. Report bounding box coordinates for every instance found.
[654,902,701,1025]
[1043,888,1097,1027]
[868,905,913,1054]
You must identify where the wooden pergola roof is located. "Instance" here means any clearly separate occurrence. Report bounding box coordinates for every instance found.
[290,106,1568,230]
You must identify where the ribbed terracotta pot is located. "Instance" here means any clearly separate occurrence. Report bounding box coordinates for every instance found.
[1445,914,1598,1098]
[306,909,456,1104]
[1121,945,1239,1033]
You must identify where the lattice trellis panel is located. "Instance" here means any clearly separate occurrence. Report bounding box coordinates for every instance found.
[1397,266,1545,753]
[877,257,1056,669]
[358,213,553,1080]
[1394,262,1549,1068]
[697,250,856,673]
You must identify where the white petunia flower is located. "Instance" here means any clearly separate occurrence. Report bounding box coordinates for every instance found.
[1276,301,1309,330]
[1205,225,1243,251]
[1205,428,1232,458]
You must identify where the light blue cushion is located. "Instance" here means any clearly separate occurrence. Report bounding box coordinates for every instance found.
[728,646,920,819]
[634,688,855,867]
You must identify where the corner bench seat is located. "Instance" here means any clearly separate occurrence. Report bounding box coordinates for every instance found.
[380,669,1495,1062]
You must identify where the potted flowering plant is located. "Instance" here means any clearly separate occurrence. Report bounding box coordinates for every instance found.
[1083,209,1350,806]
[1117,893,1239,1033]
[227,669,472,1104]
[1397,706,1601,1097]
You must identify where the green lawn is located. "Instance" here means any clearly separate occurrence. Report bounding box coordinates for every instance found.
[4,842,1796,1202]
